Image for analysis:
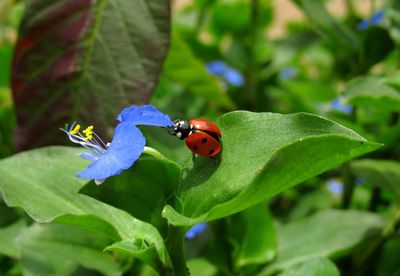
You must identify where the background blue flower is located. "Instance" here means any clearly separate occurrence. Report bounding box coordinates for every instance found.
[206,60,244,87]
[326,179,344,195]
[223,68,245,87]
[370,11,384,25]
[279,67,298,80]
[356,177,365,185]
[207,61,227,75]
[357,19,370,31]
[331,98,353,114]
[185,223,208,239]
[357,10,384,31]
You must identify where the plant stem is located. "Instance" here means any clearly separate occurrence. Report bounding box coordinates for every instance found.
[194,0,212,35]
[370,0,376,13]
[165,226,188,276]
[368,187,381,212]
[245,0,259,110]
[341,163,355,209]
[143,146,165,160]
[343,0,356,18]
[352,206,400,273]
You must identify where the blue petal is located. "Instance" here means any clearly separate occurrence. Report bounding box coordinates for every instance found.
[357,19,370,30]
[79,152,98,161]
[356,177,365,185]
[326,179,344,195]
[77,123,145,180]
[185,223,208,239]
[206,61,227,75]
[117,105,173,127]
[223,69,244,87]
[370,11,384,25]
[279,67,298,80]
[331,98,353,114]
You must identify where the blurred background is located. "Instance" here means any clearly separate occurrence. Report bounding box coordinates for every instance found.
[174,0,377,37]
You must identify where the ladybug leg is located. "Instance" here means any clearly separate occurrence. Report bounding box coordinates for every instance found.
[210,156,217,164]
[192,152,196,160]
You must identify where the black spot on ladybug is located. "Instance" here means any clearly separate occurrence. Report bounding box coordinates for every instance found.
[208,149,215,155]
[193,146,198,150]
[202,138,208,143]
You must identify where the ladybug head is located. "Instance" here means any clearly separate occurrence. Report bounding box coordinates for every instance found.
[167,119,191,140]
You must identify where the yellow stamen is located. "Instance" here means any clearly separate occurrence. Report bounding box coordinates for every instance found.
[83,125,94,140]
[69,124,81,135]
[84,134,93,141]
[83,125,93,133]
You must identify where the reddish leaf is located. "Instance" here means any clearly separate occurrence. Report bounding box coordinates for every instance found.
[11,0,170,150]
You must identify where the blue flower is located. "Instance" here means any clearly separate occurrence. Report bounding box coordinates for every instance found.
[326,179,344,195]
[331,98,353,114]
[207,61,227,75]
[356,177,365,185]
[62,105,173,184]
[279,67,298,80]
[185,223,208,239]
[206,61,244,87]
[223,68,245,87]
[357,19,370,31]
[370,11,384,25]
[357,10,384,31]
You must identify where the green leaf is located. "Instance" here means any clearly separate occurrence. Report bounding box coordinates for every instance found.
[293,0,360,50]
[11,0,170,150]
[163,32,235,109]
[0,44,13,87]
[0,147,127,237]
[0,196,19,227]
[387,4,400,44]
[261,210,385,274]
[377,237,400,276]
[288,190,332,221]
[105,240,165,274]
[80,149,180,228]
[277,257,340,276]
[350,159,400,201]
[210,0,273,35]
[17,220,123,276]
[55,214,121,243]
[187,258,218,276]
[229,203,276,268]
[163,112,381,226]
[361,27,394,70]
[0,88,15,159]
[0,220,27,258]
[280,79,337,113]
[281,80,336,103]
[341,76,400,111]
[0,147,170,268]
[384,70,400,91]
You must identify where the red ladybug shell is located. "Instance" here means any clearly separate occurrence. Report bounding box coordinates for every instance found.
[189,119,222,138]
[186,119,222,157]
[186,131,221,157]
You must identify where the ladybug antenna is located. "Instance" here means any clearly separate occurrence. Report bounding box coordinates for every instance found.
[165,126,176,136]
[164,122,177,136]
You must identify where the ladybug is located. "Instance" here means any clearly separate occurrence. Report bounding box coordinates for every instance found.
[169,119,222,159]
